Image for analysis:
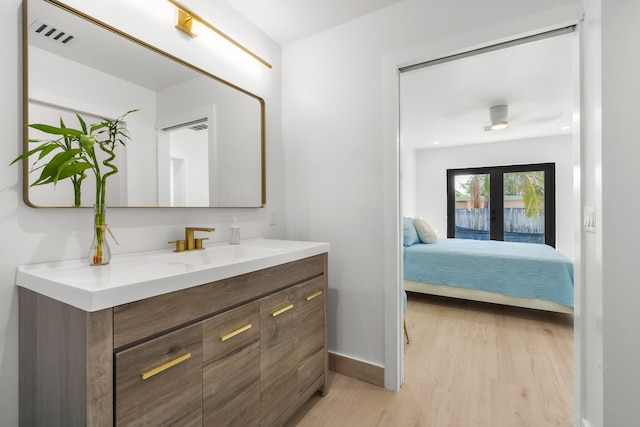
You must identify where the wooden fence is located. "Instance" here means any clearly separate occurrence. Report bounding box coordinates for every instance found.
[455,208,544,233]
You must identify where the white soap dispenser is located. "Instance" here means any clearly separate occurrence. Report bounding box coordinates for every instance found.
[229,217,240,245]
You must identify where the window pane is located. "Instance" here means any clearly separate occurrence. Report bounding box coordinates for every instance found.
[454,174,490,240]
[503,171,545,244]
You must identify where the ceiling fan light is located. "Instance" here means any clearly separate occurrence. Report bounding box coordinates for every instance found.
[490,122,508,130]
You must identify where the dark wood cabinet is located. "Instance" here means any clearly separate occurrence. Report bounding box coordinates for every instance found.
[19,253,328,427]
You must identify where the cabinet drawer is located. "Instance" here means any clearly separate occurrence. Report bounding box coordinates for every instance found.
[115,323,202,426]
[203,301,260,426]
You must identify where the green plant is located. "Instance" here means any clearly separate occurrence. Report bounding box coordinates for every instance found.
[504,171,545,217]
[11,109,138,264]
[11,109,137,207]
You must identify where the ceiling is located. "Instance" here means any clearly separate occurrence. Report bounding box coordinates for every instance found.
[401,32,576,150]
[223,0,403,45]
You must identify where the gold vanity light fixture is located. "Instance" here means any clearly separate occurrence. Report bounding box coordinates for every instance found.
[167,0,272,69]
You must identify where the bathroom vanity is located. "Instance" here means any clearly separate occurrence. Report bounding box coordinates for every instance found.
[17,239,329,426]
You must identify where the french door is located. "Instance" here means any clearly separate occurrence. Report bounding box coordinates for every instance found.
[446,163,556,247]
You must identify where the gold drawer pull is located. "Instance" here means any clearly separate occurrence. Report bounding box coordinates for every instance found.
[220,323,252,341]
[272,303,294,317]
[141,353,191,380]
[305,290,323,301]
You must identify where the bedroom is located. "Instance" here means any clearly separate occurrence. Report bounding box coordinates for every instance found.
[400,27,577,303]
[397,24,577,423]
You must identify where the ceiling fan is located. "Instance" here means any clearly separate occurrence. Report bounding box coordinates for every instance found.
[484,105,508,131]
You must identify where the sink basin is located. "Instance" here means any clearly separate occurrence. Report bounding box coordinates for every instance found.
[147,244,282,266]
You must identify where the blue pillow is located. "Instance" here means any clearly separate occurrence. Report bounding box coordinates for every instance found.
[403,217,420,246]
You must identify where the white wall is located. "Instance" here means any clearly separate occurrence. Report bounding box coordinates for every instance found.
[411,135,575,257]
[283,0,583,387]
[598,1,640,425]
[0,0,281,425]
[402,147,417,216]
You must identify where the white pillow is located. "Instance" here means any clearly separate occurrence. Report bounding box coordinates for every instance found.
[413,218,438,244]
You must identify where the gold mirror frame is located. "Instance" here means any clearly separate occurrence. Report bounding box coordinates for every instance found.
[22,0,266,208]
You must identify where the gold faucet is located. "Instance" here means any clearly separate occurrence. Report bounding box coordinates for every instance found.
[169,227,215,252]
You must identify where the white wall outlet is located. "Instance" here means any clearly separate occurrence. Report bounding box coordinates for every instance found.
[269,209,277,225]
[583,206,596,233]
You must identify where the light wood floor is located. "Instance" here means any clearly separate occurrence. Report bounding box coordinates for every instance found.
[286,292,574,427]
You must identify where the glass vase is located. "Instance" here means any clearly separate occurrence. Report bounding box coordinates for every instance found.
[89,203,111,266]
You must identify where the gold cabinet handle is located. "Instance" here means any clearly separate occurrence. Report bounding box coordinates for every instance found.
[220,323,252,341]
[305,290,323,301]
[141,353,191,380]
[271,303,294,317]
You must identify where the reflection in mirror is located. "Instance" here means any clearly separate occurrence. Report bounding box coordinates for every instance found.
[166,121,210,207]
[24,0,265,208]
[27,101,128,207]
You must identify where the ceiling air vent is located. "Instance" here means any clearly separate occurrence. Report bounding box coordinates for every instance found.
[29,19,76,45]
[162,118,209,132]
[189,123,208,131]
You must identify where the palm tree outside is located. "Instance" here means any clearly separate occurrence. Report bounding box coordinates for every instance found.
[455,171,545,242]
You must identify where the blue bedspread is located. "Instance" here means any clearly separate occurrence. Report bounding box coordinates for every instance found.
[404,239,574,307]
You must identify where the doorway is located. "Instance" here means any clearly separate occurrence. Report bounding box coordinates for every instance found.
[394,25,581,422]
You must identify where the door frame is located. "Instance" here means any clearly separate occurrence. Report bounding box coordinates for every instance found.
[384,23,582,423]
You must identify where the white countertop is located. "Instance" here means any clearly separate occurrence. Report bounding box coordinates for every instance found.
[16,239,330,312]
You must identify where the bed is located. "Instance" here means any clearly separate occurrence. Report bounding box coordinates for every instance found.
[403,218,574,314]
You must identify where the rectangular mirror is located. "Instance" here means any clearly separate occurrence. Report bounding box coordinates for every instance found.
[23,0,266,207]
